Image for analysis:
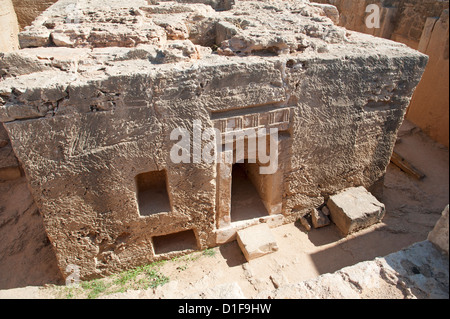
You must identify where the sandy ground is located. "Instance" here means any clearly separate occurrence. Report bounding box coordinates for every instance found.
[0,119,448,298]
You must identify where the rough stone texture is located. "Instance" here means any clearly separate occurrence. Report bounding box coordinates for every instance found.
[298,215,312,231]
[236,223,278,261]
[314,0,449,47]
[257,240,449,299]
[0,0,427,279]
[327,186,386,235]
[0,124,21,181]
[406,9,449,148]
[314,0,449,147]
[11,0,59,30]
[0,177,64,289]
[310,207,330,228]
[0,0,20,52]
[428,205,449,255]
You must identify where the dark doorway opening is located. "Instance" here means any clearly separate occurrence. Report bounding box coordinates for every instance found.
[230,161,269,222]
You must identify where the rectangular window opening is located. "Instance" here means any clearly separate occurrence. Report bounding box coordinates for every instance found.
[135,169,171,217]
[152,229,198,255]
[230,161,270,223]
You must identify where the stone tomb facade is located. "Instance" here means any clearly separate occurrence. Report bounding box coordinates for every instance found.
[0,0,427,279]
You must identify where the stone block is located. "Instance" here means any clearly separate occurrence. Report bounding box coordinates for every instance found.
[311,208,331,228]
[321,206,330,216]
[237,223,278,261]
[299,215,312,232]
[327,186,385,236]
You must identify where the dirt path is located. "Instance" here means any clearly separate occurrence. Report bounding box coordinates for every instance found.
[0,119,448,298]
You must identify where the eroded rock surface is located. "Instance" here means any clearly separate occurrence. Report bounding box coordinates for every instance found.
[0,0,427,279]
[257,240,449,299]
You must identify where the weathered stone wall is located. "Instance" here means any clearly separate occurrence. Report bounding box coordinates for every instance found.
[0,0,427,279]
[0,124,21,181]
[314,0,449,147]
[390,0,449,49]
[315,0,449,47]
[0,0,20,52]
[406,9,449,147]
[11,0,59,30]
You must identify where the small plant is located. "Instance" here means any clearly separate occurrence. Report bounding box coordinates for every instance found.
[65,288,75,299]
[177,264,188,271]
[202,248,216,257]
[146,268,170,288]
[81,279,111,299]
[60,261,170,299]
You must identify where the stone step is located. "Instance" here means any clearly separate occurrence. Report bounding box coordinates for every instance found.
[236,223,279,262]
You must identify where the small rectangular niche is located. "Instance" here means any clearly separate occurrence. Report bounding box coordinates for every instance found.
[135,169,171,216]
[152,229,198,255]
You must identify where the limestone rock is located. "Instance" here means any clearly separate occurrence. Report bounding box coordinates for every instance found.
[327,186,386,236]
[299,215,312,232]
[0,0,427,279]
[19,29,51,48]
[428,205,449,255]
[51,32,75,47]
[311,3,340,25]
[311,208,331,228]
[262,240,449,299]
[321,205,330,216]
[11,0,59,30]
[237,224,278,261]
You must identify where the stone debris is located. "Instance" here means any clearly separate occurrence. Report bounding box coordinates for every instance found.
[327,186,386,236]
[14,0,347,55]
[321,205,330,216]
[269,273,288,289]
[298,215,312,232]
[310,207,331,228]
[237,223,279,261]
